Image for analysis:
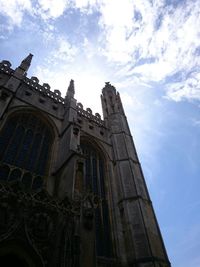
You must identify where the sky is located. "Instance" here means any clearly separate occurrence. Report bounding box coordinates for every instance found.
[0,0,200,266]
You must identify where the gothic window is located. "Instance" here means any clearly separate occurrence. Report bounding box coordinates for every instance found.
[0,112,53,190]
[81,142,112,257]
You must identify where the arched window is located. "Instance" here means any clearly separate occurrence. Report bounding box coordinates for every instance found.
[0,112,54,190]
[81,142,112,257]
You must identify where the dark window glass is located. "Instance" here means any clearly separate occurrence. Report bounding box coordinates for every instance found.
[15,130,33,168]
[0,165,10,181]
[81,142,112,257]
[85,150,91,187]
[0,119,15,159]
[0,112,53,190]
[32,176,43,191]
[102,200,111,257]
[99,159,105,198]
[25,133,42,171]
[4,125,25,165]
[36,131,52,176]
[95,207,104,256]
[8,169,22,182]
[92,155,98,194]
[21,172,32,190]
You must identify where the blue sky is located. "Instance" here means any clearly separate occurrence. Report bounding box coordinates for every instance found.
[0,0,200,266]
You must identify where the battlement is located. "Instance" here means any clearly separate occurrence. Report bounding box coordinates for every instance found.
[0,60,14,75]
[24,76,65,104]
[0,60,65,104]
[0,59,104,124]
[76,102,104,126]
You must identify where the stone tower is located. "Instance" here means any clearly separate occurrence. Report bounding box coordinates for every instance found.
[0,55,170,267]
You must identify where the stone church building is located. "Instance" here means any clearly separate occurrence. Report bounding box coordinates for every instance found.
[0,54,171,267]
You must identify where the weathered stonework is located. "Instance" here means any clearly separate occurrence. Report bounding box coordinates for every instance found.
[0,55,171,267]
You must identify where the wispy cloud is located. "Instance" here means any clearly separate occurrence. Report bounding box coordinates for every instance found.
[166,71,200,101]
[48,36,78,63]
[96,0,200,101]
[192,118,200,127]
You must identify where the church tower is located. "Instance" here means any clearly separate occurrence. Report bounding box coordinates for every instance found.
[0,55,170,267]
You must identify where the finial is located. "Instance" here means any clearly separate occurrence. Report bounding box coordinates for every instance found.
[66,79,75,98]
[102,81,116,94]
[15,53,33,77]
[20,53,33,71]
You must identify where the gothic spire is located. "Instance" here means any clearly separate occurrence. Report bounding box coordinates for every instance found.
[20,53,33,72]
[66,79,75,99]
[15,53,33,77]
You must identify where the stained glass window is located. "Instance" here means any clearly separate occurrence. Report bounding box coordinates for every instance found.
[0,112,53,190]
[81,142,112,257]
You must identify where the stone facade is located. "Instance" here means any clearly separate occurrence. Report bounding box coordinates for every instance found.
[0,55,171,267]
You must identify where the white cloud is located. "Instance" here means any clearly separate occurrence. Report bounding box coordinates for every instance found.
[95,0,200,102]
[120,92,134,107]
[98,0,161,63]
[52,37,78,62]
[0,0,32,26]
[36,0,69,20]
[73,0,99,11]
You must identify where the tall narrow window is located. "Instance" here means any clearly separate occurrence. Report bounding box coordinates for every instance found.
[81,142,112,257]
[0,112,54,189]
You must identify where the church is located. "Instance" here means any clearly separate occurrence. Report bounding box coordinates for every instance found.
[0,54,171,267]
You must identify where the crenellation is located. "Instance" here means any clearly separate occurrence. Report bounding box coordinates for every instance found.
[43,82,50,91]
[31,76,39,83]
[54,89,61,96]
[0,60,14,74]
[23,76,65,104]
[77,102,83,109]
[77,103,104,126]
[86,107,92,114]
